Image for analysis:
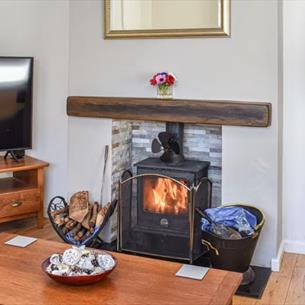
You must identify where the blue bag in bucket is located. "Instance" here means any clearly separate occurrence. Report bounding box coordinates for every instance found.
[201,206,257,237]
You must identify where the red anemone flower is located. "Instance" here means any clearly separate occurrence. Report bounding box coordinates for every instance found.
[150,75,157,86]
[166,74,175,85]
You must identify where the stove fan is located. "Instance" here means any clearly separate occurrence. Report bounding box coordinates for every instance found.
[151,132,181,163]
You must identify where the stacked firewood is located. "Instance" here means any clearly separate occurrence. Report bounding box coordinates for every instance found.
[50,191,111,243]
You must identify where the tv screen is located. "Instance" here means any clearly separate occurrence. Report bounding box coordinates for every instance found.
[0,57,33,152]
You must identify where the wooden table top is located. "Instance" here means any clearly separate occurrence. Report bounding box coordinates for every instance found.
[0,156,49,173]
[0,233,241,305]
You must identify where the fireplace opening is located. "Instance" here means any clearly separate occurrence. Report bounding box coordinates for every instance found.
[143,176,188,215]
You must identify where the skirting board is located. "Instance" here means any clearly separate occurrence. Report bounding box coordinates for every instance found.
[271,239,305,272]
[271,240,284,272]
[284,240,305,255]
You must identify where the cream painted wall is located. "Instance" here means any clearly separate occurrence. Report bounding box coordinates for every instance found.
[283,2,305,245]
[0,1,69,213]
[68,0,280,266]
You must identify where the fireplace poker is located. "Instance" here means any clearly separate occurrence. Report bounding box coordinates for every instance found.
[100,145,109,204]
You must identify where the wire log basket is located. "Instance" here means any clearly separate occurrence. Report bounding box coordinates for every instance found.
[47,196,117,248]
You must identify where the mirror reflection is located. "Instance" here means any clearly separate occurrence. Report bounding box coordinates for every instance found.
[110,0,221,31]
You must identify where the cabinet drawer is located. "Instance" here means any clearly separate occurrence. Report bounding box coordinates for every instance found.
[0,189,40,219]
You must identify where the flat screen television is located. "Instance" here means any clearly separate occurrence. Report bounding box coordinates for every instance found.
[0,57,33,159]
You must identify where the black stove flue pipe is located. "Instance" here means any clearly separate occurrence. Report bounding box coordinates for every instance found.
[165,122,185,164]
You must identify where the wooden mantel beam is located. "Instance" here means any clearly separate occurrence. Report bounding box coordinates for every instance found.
[67,96,271,127]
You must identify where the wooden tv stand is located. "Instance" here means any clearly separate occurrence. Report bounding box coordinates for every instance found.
[0,156,49,228]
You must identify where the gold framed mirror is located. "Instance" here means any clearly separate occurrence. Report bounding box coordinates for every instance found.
[104,0,230,39]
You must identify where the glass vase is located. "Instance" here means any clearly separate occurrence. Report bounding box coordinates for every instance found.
[157,85,173,99]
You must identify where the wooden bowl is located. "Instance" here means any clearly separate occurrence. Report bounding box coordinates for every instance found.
[42,253,117,286]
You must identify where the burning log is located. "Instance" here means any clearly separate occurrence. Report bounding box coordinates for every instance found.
[144,177,188,215]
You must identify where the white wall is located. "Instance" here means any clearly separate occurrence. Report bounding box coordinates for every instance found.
[67,117,112,241]
[68,0,280,266]
[0,1,70,213]
[283,2,305,247]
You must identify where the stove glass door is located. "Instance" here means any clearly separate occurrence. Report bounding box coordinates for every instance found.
[143,176,188,215]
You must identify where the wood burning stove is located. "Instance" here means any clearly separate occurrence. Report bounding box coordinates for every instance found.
[117,122,212,262]
[118,157,211,263]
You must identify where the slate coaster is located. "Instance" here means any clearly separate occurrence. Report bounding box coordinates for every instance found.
[176,264,209,280]
[5,235,37,248]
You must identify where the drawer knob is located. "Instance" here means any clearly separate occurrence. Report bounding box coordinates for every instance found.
[11,201,23,207]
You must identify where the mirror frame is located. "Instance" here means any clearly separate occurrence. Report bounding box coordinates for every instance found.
[104,0,230,39]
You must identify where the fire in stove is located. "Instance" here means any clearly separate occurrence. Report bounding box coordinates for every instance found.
[143,177,188,215]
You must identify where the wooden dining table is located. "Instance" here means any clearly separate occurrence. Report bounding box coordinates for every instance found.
[0,232,241,305]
